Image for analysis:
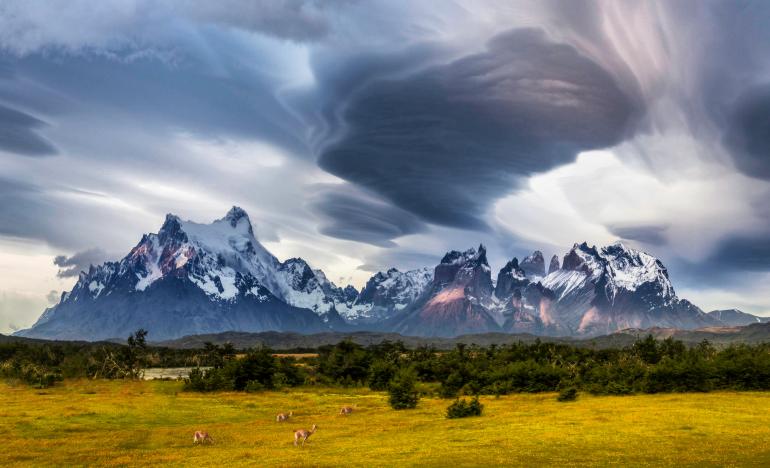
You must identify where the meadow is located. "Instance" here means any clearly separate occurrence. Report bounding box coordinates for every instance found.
[2,380,770,467]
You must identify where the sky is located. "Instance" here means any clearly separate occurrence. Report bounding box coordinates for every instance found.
[1,0,770,333]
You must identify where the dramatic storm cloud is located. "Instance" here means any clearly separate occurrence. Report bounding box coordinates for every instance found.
[319,29,643,228]
[2,0,770,331]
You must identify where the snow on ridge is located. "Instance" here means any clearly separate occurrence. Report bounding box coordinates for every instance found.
[541,242,675,301]
[541,269,589,299]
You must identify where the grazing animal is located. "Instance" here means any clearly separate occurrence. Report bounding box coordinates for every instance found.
[340,405,354,415]
[276,411,293,422]
[193,431,213,444]
[293,424,317,447]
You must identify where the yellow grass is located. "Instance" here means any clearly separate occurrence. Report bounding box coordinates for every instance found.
[2,380,770,467]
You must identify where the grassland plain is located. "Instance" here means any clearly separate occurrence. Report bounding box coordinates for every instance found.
[2,380,770,467]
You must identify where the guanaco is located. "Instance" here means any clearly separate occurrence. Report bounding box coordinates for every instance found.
[339,405,354,415]
[193,431,213,444]
[276,411,293,422]
[293,424,317,447]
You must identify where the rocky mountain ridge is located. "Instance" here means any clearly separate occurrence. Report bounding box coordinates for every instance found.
[17,207,766,340]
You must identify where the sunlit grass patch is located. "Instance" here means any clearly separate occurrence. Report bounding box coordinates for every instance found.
[1,380,769,466]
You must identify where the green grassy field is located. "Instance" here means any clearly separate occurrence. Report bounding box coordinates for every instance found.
[2,380,769,467]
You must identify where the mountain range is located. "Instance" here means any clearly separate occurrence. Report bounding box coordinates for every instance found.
[17,207,768,341]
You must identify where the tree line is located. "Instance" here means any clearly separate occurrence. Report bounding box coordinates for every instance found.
[184,335,770,397]
[3,331,770,398]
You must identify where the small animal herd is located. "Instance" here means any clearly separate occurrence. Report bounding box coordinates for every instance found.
[193,405,356,448]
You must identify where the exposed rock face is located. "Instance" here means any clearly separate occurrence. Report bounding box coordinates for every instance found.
[548,255,560,274]
[391,246,500,337]
[520,250,546,278]
[518,242,720,335]
[494,258,528,300]
[347,267,433,324]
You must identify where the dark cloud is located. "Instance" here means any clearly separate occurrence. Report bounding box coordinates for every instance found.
[53,248,110,278]
[0,104,56,156]
[608,224,668,246]
[319,28,643,229]
[309,185,426,247]
[706,234,770,273]
[724,84,770,180]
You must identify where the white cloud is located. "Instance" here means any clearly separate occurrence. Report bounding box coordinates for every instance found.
[495,148,770,264]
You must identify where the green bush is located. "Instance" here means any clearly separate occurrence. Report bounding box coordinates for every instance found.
[388,367,420,410]
[183,367,233,392]
[368,359,397,391]
[446,396,484,419]
[557,387,578,402]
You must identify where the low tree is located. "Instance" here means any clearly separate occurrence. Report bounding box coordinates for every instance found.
[388,367,420,410]
[368,359,397,391]
[95,329,148,379]
[125,329,149,379]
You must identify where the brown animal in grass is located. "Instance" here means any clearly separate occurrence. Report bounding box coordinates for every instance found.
[293,424,317,447]
[276,411,293,422]
[193,431,213,444]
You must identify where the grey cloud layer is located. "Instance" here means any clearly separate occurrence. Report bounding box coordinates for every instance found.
[0,104,56,156]
[308,185,426,247]
[725,85,770,180]
[318,29,643,229]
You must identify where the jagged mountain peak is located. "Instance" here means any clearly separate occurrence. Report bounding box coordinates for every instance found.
[19,214,735,341]
[520,250,546,278]
[440,245,487,265]
[548,255,560,274]
[222,205,253,233]
[495,257,528,300]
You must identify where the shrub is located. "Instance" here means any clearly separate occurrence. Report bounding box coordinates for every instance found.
[184,367,233,392]
[557,387,578,402]
[446,396,484,419]
[388,367,420,410]
[368,359,397,391]
[230,348,277,391]
[439,370,465,398]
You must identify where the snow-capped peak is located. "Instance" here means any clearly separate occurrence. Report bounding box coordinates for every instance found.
[72,207,352,315]
[520,250,546,278]
[542,241,675,304]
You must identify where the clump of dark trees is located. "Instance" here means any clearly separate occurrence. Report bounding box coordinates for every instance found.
[0,329,217,387]
[3,332,770,399]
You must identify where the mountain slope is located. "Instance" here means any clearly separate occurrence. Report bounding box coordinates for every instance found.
[346,267,433,324]
[707,309,770,326]
[390,246,501,337]
[18,207,348,340]
[17,207,746,341]
[496,242,720,336]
